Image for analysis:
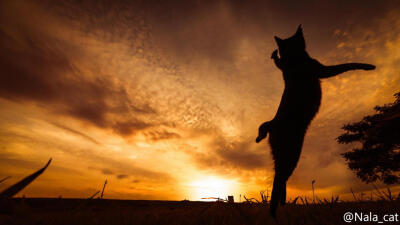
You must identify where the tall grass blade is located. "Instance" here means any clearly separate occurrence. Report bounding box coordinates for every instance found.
[0,158,52,198]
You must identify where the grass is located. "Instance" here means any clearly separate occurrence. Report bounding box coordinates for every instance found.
[1,198,399,225]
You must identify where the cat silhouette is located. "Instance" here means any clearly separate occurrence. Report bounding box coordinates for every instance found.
[256,25,375,217]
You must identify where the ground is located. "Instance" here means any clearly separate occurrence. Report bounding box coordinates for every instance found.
[0,198,399,225]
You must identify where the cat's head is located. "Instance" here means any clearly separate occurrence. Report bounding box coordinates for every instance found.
[274,25,306,59]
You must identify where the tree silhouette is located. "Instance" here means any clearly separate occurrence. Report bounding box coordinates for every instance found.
[337,92,400,184]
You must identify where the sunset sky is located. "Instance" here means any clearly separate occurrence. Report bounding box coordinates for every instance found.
[1,0,400,201]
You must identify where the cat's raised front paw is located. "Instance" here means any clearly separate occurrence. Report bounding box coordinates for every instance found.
[271,50,278,59]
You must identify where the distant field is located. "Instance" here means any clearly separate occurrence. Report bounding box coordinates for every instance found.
[1,198,399,225]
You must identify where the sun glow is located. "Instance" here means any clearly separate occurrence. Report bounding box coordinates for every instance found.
[188,176,237,201]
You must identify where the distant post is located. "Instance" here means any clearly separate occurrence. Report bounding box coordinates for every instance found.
[228,195,234,203]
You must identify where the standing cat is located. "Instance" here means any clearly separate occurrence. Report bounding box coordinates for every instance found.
[256,25,375,217]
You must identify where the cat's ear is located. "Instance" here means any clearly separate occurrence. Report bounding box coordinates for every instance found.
[295,24,303,36]
[295,24,306,49]
[274,36,283,46]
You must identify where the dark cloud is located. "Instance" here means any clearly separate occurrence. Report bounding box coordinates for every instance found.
[0,152,47,171]
[144,129,181,142]
[190,135,269,173]
[117,174,129,179]
[43,0,179,76]
[113,120,152,136]
[0,24,155,137]
[215,141,268,170]
[101,168,114,175]
[45,0,396,66]
[49,122,101,145]
[88,164,172,183]
[0,151,82,176]
[1,118,174,186]
[0,33,74,102]
[33,0,398,73]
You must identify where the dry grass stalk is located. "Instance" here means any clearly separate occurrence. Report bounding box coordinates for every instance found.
[0,176,11,184]
[100,179,107,199]
[89,191,100,200]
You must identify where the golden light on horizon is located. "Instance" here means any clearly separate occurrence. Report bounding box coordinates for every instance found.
[187,176,238,201]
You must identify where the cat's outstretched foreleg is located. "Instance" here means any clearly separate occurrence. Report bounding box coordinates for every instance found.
[256,120,273,143]
[316,61,375,78]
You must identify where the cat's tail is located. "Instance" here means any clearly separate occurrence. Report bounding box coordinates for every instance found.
[256,120,273,143]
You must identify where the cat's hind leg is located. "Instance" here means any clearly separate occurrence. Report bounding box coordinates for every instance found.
[269,132,304,217]
[280,182,287,205]
[270,163,294,217]
[270,172,285,218]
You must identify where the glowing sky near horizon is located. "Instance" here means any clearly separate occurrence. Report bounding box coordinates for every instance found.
[0,0,400,201]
